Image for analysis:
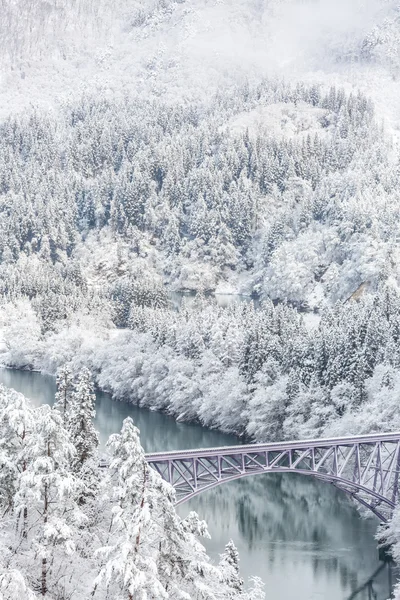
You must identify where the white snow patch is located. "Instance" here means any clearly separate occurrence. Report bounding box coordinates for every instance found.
[215,280,239,296]
[226,102,331,140]
[302,312,321,331]
[0,328,7,354]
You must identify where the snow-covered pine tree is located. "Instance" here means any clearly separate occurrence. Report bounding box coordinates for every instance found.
[14,404,84,598]
[69,367,99,470]
[219,540,244,596]
[246,577,266,600]
[54,364,74,426]
[0,566,36,600]
[93,416,168,600]
[0,386,34,538]
[95,417,248,600]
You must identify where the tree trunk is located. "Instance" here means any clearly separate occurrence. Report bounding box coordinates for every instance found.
[134,464,148,555]
[63,374,69,426]
[42,441,50,596]
[22,427,28,539]
[41,557,47,596]
[23,506,28,539]
[42,481,48,596]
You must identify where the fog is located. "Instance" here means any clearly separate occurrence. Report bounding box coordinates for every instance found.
[0,0,398,123]
[261,0,390,67]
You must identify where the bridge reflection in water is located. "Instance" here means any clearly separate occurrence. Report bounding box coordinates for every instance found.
[346,560,395,600]
[178,472,399,600]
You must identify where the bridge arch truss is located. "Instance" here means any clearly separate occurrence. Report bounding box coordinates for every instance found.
[146,433,400,522]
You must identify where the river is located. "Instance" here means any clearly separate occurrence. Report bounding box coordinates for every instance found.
[0,368,397,600]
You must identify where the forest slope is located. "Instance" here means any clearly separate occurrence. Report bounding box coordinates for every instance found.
[0,0,400,444]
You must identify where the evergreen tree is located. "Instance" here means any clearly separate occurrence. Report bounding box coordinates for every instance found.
[220,540,244,596]
[69,368,99,470]
[54,364,74,426]
[0,386,34,532]
[0,567,36,600]
[93,417,169,599]
[95,417,244,600]
[15,405,83,597]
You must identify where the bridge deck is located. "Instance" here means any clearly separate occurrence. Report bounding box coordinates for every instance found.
[145,431,400,460]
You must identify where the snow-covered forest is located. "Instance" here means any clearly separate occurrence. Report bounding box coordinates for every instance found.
[2,0,400,596]
[0,374,264,599]
[0,81,395,304]
[1,79,400,442]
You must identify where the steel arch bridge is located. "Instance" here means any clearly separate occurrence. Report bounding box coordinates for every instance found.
[146,432,400,522]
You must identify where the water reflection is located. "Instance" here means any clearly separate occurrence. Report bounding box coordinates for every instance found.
[346,562,394,600]
[0,368,238,451]
[94,391,239,452]
[0,368,397,599]
[183,475,398,599]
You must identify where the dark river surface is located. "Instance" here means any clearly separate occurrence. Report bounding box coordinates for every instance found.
[0,368,397,600]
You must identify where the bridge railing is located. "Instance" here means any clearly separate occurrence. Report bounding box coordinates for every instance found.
[145,431,400,461]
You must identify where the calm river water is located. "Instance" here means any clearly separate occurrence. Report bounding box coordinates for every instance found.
[0,368,397,600]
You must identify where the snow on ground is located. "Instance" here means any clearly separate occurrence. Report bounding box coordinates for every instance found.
[301,312,321,332]
[214,280,241,296]
[0,328,7,355]
[226,102,331,140]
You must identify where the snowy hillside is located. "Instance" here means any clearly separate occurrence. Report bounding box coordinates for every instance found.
[0,0,399,121]
[0,1,400,309]
[0,0,400,446]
